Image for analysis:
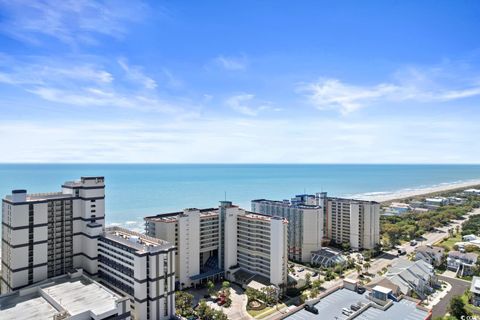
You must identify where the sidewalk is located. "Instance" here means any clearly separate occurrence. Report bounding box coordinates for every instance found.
[425,281,452,309]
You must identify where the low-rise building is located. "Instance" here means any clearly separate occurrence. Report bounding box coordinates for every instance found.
[425,197,448,208]
[463,234,478,242]
[0,270,130,320]
[471,276,480,307]
[383,202,410,216]
[464,189,480,196]
[385,259,438,299]
[310,247,346,267]
[414,245,445,267]
[447,251,478,277]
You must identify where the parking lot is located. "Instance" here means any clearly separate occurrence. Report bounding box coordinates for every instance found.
[289,264,321,283]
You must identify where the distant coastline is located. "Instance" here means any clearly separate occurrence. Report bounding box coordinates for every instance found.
[354,179,480,203]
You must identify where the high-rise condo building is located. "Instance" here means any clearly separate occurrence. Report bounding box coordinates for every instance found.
[1,177,176,320]
[98,226,175,320]
[251,192,380,261]
[251,194,325,262]
[144,201,288,289]
[1,177,105,293]
[325,197,380,251]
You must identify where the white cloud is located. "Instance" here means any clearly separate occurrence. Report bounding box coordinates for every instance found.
[214,55,248,71]
[28,87,178,113]
[0,55,187,113]
[0,117,478,163]
[302,67,480,114]
[225,94,270,116]
[118,58,157,89]
[0,0,147,45]
[0,63,113,85]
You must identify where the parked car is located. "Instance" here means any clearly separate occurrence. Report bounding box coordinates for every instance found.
[356,286,366,294]
[304,305,319,314]
[312,272,318,277]
[350,304,361,311]
[298,268,304,272]
[410,240,417,246]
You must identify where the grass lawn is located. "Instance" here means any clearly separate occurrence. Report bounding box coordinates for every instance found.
[435,233,462,251]
[248,303,287,319]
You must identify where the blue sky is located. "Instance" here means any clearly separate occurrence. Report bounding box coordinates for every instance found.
[0,0,479,163]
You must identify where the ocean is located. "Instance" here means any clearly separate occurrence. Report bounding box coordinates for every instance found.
[1,164,480,232]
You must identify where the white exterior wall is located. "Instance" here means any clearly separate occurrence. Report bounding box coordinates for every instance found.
[269,218,288,286]
[349,203,360,250]
[224,207,239,270]
[178,210,200,288]
[364,203,380,249]
[301,208,324,262]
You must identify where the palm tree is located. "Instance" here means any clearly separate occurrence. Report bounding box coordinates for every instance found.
[207,280,215,297]
[309,287,320,299]
[363,262,371,274]
[355,264,362,275]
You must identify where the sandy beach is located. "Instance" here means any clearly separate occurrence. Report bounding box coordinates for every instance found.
[354,179,480,203]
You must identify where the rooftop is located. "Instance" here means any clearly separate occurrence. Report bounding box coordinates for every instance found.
[0,272,124,320]
[284,288,428,320]
[471,277,480,294]
[104,226,174,253]
[144,207,217,222]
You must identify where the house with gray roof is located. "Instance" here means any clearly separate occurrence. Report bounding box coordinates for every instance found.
[414,245,445,267]
[385,259,438,300]
[447,251,478,277]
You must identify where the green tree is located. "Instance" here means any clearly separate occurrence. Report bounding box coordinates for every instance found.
[305,273,312,287]
[309,287,320,299]
[300,292,308,303]
[175,291,194,317]
[342,242,351,252]
[363,262,371,274]
[355,264,362,275]
[207,280,215,297]
[448,295,470,320]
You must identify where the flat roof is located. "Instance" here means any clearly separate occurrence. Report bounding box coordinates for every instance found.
[355,299,428,320]
[373,285,392,294]
[0,292,59,320]
[284,288,428,320]
[0,274,123,319]
[42,277,117,316]
[104,226,174,253]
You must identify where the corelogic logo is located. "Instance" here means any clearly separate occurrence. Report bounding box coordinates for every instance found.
[461,316,479,320]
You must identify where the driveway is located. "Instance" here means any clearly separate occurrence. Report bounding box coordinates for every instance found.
[432,275,470,318]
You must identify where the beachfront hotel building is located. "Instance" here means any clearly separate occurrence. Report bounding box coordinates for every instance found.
[251,193,326,262]
[98,226,176,320]
[326,197,380,250]
[1,177,176,320]
[251,192,380,260]
[1,176,106,293]
[144,201,288,289]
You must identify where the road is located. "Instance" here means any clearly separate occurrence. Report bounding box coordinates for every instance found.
[432,275,471,318]
[258,209,480,320]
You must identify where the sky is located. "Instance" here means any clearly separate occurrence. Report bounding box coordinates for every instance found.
[0,0,479,163]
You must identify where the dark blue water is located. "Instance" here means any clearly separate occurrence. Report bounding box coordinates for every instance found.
[1,164,480,231]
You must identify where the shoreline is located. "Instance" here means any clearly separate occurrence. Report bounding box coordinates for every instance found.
[353,179,480,204]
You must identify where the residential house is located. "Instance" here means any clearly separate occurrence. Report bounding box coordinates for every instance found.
[414,245,445,267]
[471,276,480,307]
[385,259,438,299]
[447,251,479,277]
